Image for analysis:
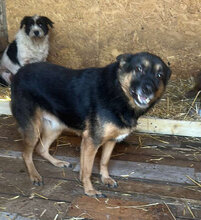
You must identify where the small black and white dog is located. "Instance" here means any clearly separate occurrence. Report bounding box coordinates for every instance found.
[0,15,54,86]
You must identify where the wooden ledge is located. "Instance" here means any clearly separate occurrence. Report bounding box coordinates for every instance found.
[0,101,200,137]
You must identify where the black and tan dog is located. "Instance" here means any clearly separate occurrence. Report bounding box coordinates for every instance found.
[11,52,171,197]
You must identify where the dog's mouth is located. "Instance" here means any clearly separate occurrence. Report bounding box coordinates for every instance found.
[130,89,153,108]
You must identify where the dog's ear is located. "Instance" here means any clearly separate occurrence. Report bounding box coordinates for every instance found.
[163,64,172,85]
[20,16,31,28]
[166,67,172,81]
[166,61,171,80]
[116,54,133,72]
[41,16,54,28]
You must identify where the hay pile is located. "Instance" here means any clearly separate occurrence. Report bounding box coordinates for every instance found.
[147,78,201,121]
[0,87,10,101]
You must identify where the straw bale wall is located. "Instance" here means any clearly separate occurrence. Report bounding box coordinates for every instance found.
[5,0,201,78]
[0,0,8,52]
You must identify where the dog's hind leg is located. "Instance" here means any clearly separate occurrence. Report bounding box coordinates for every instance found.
[35,117,72,168]
[100,141,118,188]
[22,119,43,186]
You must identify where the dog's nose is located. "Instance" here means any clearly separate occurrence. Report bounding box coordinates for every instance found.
[34,31,39,36]
[142,84,153,95]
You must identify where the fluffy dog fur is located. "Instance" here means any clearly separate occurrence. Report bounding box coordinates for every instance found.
[0,15,53,86]
[11,52,171,197]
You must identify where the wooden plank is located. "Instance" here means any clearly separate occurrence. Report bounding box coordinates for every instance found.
[136,117,201,137]
[73,159,199,184]
[1,101,201,137]
[1,149,201,185]
[1,157,201,219]
[0,156,201,203]
[0,101,11,115]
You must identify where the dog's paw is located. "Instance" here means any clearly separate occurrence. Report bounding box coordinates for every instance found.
[85,189,107,198]
[30,174,44,186]
[101,176,118,188]
[53,160,72,168]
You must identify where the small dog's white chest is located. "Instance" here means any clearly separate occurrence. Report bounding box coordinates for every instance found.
[115,133,129,142]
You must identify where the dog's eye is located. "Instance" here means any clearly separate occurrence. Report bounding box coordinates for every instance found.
[38,23,43,27]
[156,72,163,78]
[135,66,142,72]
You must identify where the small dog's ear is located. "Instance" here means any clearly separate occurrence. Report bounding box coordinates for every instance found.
[20,16,31,28]
[116,54,133,71]
[41,16,54,28]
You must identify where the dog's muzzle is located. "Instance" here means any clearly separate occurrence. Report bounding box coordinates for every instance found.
[130,83,155,108]
[34,30,40,37]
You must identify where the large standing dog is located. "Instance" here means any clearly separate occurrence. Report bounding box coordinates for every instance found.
[11,52,171,197]
[0,15,53,86]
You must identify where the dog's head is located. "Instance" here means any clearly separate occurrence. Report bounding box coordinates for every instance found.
[20,15,54,38]
[117,52,171,110]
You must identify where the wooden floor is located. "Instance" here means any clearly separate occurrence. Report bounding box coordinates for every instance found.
[0,116,201,220]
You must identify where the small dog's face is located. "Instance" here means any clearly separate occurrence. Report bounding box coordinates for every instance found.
[117,52,171,109]
[20,15,54,38]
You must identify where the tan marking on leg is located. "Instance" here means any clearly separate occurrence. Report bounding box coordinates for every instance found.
[22,112,42,185]
[102,123,130,143]
[80,136,84,181]
[36,113,71,168]
[100,141,118,187]
[80,130,102,197]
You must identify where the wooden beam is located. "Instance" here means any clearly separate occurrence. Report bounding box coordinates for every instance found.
[0,101,201,137]
[136,117,201,138]
[0,101,11,115]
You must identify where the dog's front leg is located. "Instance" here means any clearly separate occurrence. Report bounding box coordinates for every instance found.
[80,130,105,198]
[100,141,118,188]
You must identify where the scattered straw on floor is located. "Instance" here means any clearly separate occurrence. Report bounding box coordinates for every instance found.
[0,87,10,100]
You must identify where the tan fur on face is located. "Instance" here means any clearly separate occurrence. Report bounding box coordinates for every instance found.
[150,81,165,105]
[118,72,132,94]
[154,63,163,72]
[142,59,151,68]
[118,71,138,109]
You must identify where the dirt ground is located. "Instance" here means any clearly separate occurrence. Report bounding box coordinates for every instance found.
[0,116,201,219]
